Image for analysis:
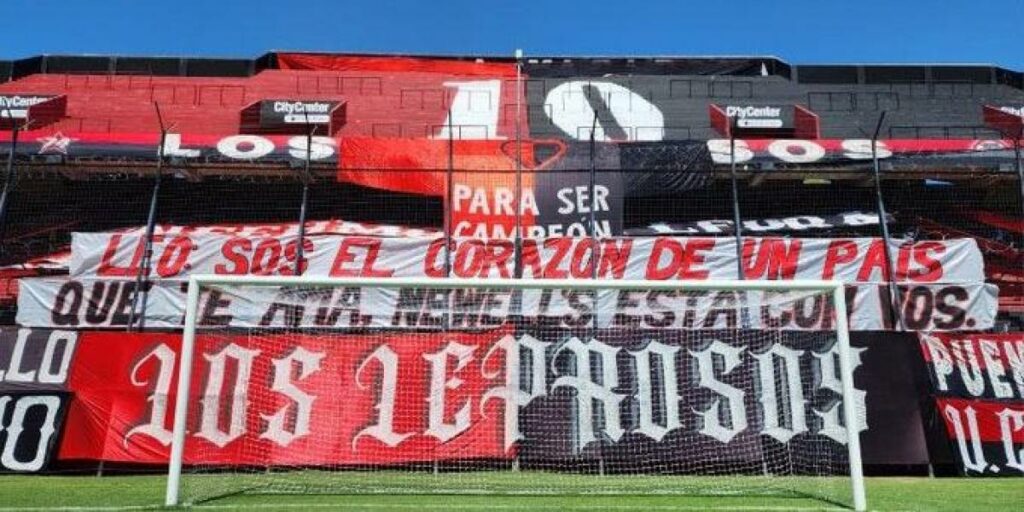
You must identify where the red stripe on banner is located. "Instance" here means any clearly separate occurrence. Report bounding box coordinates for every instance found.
[59,329,512,465]
[935,398,1024,443]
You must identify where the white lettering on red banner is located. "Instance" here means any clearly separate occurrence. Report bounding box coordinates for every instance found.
[57,330,865,466]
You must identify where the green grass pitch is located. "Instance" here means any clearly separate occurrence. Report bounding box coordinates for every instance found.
[0,472,1021,511]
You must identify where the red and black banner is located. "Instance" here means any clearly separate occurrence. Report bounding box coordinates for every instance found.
[934,399,1024,476]
[0,327,941,471]
[57,327,863,469]
[919,333,1024,476]
[0,329,76,473]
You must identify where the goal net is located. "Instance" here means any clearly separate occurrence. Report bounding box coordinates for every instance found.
[166,277,866,510]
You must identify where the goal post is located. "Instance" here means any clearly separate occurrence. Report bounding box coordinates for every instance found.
[166,276,865,511]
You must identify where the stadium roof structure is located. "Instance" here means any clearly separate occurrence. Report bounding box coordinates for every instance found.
[0,51,1021,182]
[1,51,1020,86]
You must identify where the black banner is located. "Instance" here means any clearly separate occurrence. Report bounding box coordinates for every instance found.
[626,211,887,236]
[919,333,1024,402]
[533,142,624,237]
[0,328,79,392]
[510,328,863,471]
[521,330,932,467]
[0,391,70,472]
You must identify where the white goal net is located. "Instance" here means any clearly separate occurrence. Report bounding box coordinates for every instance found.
[166,277,866,510]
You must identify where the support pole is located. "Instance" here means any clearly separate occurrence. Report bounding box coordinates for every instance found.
[128,103,167,332]
[728,124,754,330]
[587,111,601,327]
[445,112,454,279]
[588,110,599,280]
[1015,138,1024,231]
[0,123,20,256]
[833,283,867,512]
[587,111,605,474]
[510,49,525,472]
[728,125,744,280]
[869,112,904,330]
[441,106,455,342]
[166,276,201,507]
[294,125,314,276]
[513,49,524,278]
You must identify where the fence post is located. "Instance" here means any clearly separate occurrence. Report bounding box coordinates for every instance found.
[128,103,167,332]
[445,111,454,279]
[513,49,524,278]
[1015,138,1024,232]
[728,122,744,280]
[589,110,599,280]
[728,121,754,331]
[294,124,314,276]
[586,110,606,476]
[0,124,21,256]
[869,112,904,330]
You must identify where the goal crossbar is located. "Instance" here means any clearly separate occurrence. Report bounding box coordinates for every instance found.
[165,276,866,511]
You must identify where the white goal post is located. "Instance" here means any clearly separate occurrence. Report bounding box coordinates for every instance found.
[165,276,866,511]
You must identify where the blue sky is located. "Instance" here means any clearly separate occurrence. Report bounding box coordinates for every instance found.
[4,0,1022,68]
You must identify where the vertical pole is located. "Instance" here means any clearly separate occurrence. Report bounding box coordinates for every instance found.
[511,49,525,472]
[513,49,524,278]
[587,111,605,475]
[588,110,599,279]
[129,112,167,332]
[1015,139,1024,234]
[833,282,867,512]
[440,89,455,426]
[0,124,20,255]
[445,112,454,279]
[165,276,201,507]
[587,111,601,331]
[293,126,313,276]
[728,126,744,280]
[729,126,753,331]
[870,112,903,330]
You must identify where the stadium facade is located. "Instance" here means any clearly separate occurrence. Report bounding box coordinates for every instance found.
[0,52,1021,477]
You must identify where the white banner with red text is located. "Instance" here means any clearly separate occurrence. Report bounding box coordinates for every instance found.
[70,233,985,283]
